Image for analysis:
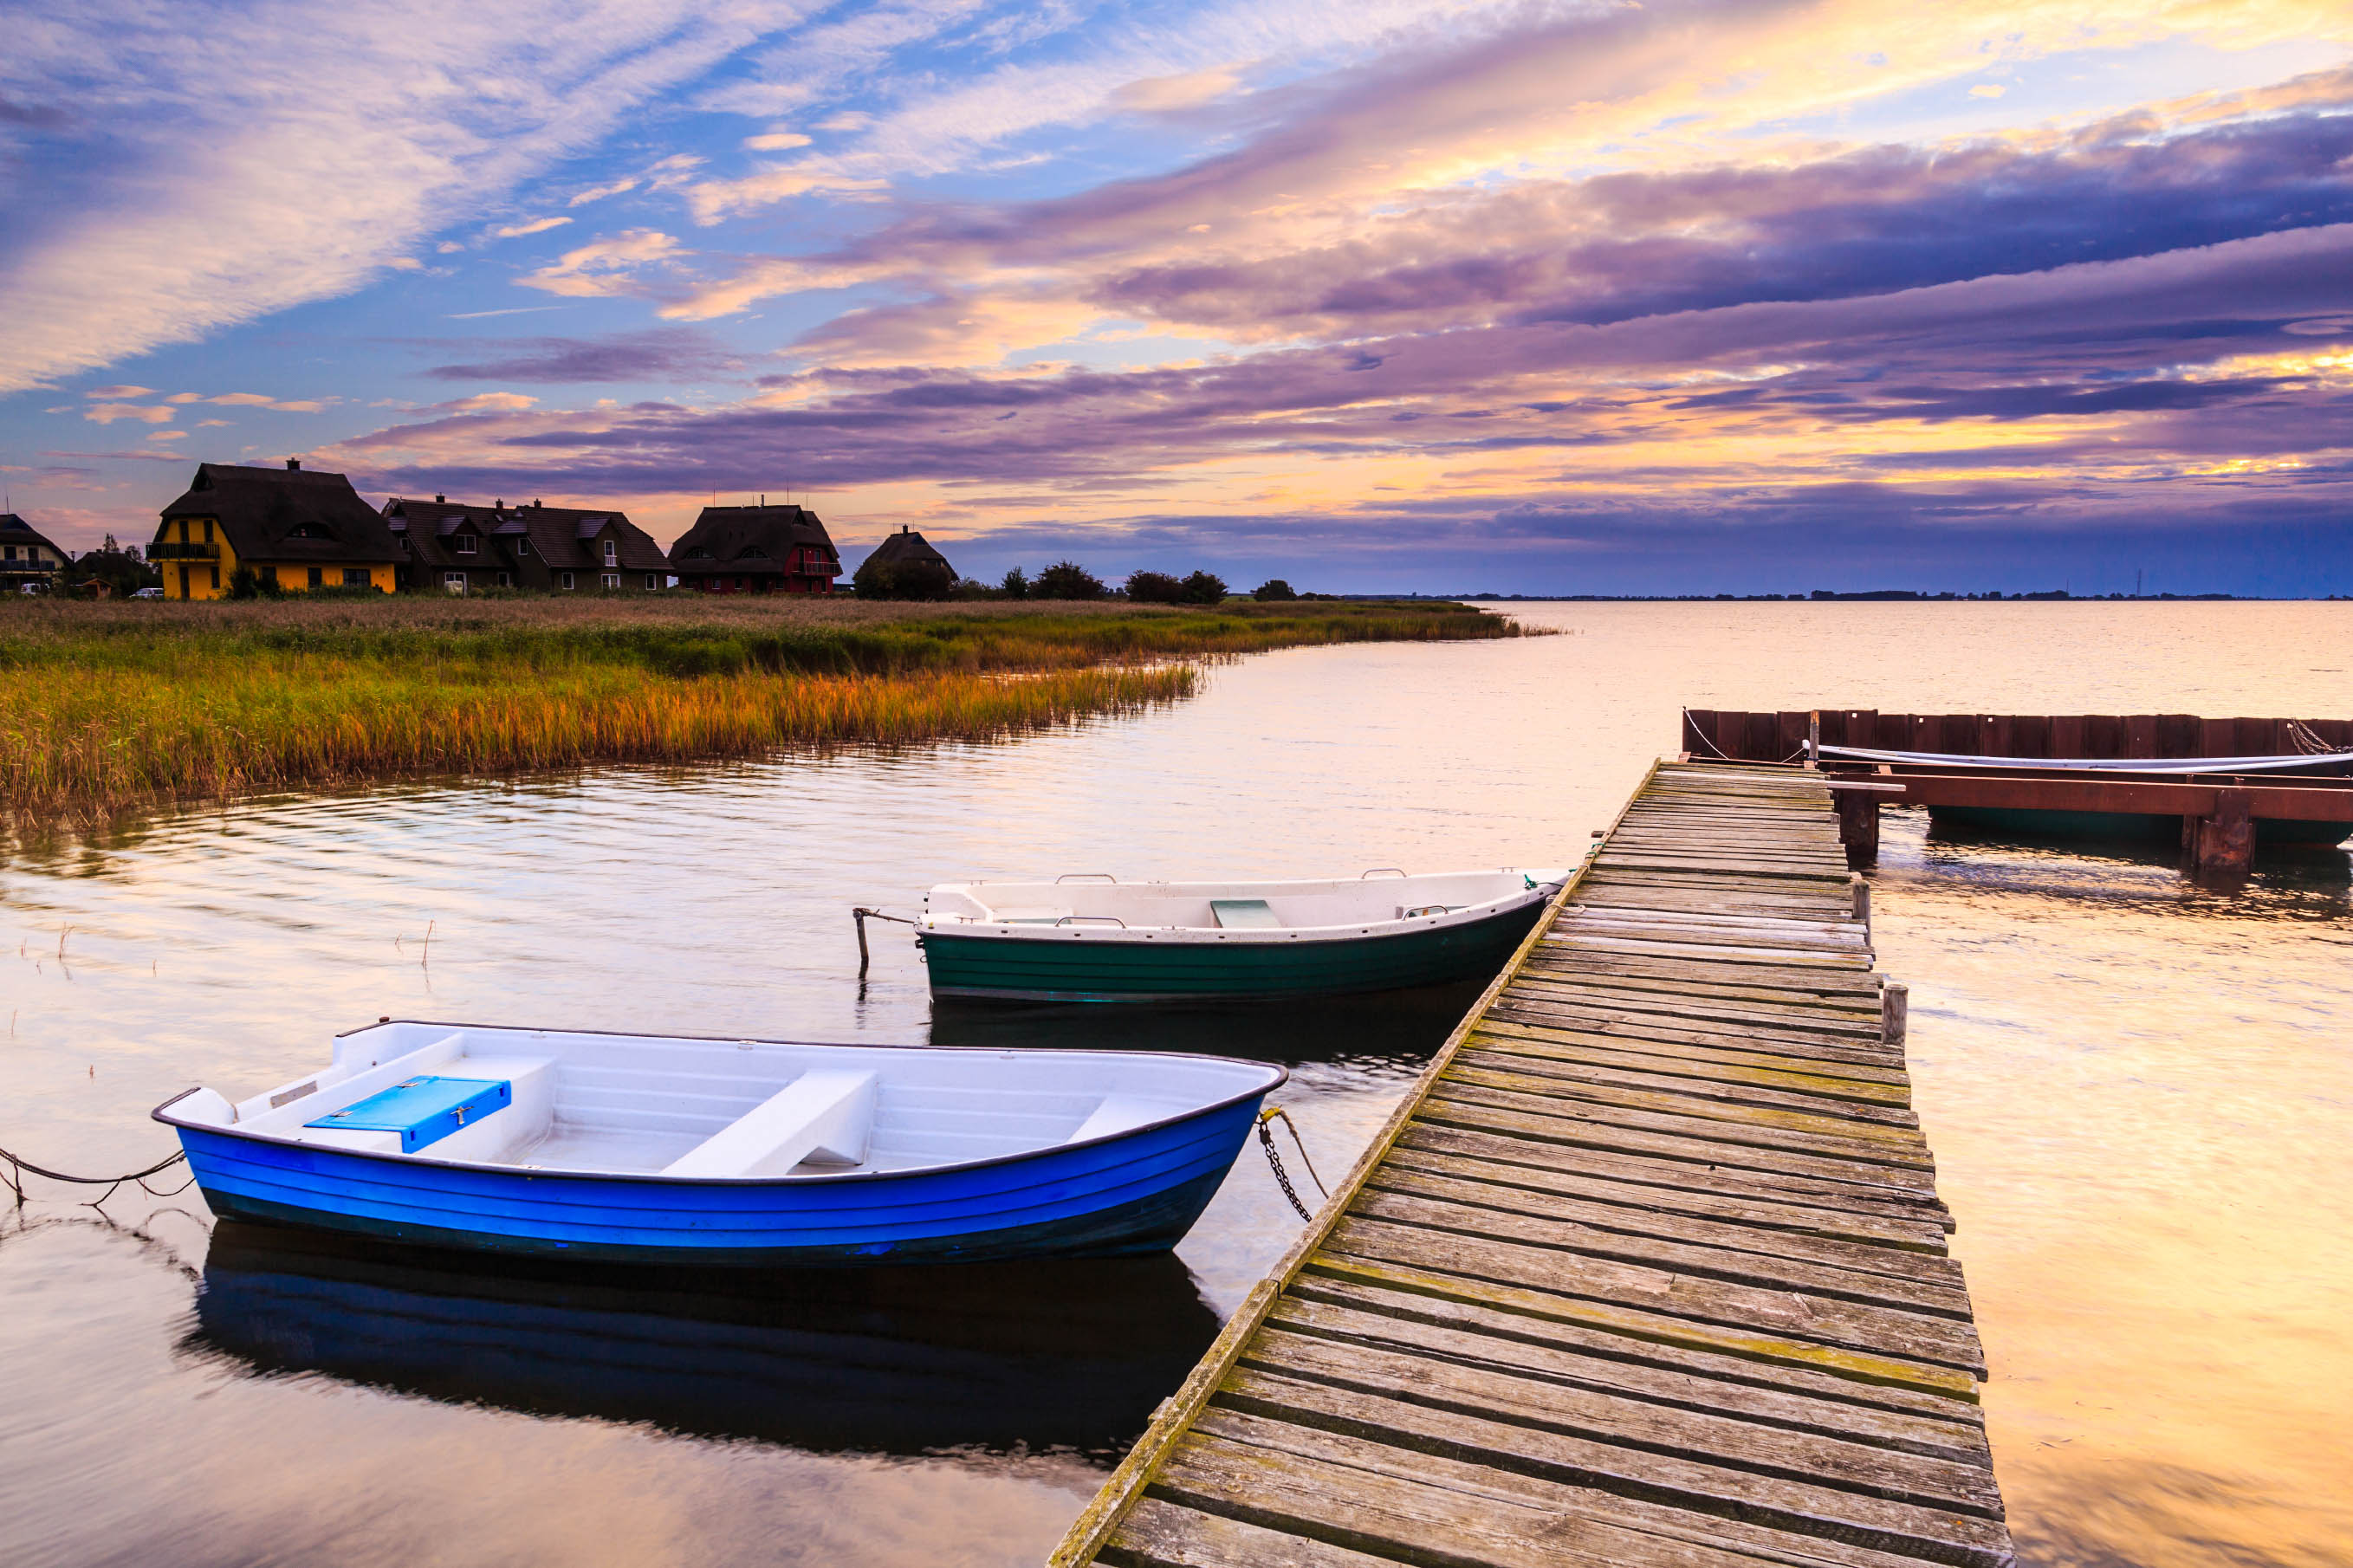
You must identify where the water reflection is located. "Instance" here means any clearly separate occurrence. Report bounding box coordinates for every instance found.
[928,977,1486,1068]
[7,603,2352,1568]
[187,1223,1219,1460]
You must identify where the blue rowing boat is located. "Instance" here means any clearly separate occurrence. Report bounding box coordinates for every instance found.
[155,1020,1286,1266]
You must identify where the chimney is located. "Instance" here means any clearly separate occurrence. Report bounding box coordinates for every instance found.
[534,499,542,509]
[286,458,301,471]
[435,494,444,503]
[494,499,502,510]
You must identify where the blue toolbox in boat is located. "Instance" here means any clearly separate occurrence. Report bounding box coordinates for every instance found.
[307,1077,510,1153]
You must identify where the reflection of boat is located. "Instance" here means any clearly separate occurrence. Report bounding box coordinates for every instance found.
[156,1020,1283,1266]
[1822,744,2353,846]
[187,1222,1220,1457]
[930,976,1488,1065]
[917,869,1565,1002]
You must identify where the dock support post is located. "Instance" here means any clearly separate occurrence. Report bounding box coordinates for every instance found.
[1834,788,1880,869]
[1807,709,1821,767]
[2182,788,2254,874]
[1850,872,1870,941]
[852,907,872,974]
[1882,980,1908,1046]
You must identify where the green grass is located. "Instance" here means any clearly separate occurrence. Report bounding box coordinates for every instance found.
[0,596,1513,816]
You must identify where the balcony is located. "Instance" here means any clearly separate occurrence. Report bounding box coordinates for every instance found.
[148,541,220,560]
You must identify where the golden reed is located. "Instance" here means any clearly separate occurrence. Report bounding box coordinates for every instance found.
[1,598,1511,816]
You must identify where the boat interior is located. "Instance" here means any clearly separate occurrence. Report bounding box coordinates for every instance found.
[924,868,1564,932]
[162,1022,1280,1178]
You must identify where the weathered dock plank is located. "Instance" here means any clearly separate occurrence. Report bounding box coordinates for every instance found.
[1053,761,2011,1568]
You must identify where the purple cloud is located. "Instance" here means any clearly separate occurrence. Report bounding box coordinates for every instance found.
[423,327,742,383]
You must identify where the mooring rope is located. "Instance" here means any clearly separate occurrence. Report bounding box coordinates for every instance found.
[1255,1106,1330,1221]
[0,1144,192,1209]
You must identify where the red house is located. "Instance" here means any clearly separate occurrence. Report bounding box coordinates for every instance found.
[669,502,839,593]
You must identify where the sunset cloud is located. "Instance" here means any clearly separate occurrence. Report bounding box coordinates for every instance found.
[9,0,2353,587]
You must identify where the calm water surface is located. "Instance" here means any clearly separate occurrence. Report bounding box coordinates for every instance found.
[3,603,2348,1567]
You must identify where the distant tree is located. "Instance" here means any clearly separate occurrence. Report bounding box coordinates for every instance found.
[1180,570,1228,604]
[950,576,996,599]
[1125,570,1185,604]
[999,567,1030,599]
[1034,560,1106,599]
[65,543,164,598]
[1252,579,1297,601]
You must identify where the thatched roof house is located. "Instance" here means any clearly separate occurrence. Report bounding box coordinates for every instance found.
[381,496,670,593]
[1,513,68,590]
[153,461,402,599]
[670,502,840,593]
[852,526,956,599]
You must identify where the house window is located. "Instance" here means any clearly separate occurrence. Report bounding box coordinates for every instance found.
[209,566,220,590]
[497,571,513,588]
[3,545,14,560]
[342,568,371,586]
[601,572,620,589]
[602,540,617,566]
[203,520,214,544]
[455,535,476,554]
[260,567,278,587]
[444,572,466,593]
[308,567,324,587]
[645,573,658,590]
[516,538,532,557]
[560,572,574,590]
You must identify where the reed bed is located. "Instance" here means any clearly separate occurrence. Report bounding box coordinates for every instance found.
[1,598,1510,817]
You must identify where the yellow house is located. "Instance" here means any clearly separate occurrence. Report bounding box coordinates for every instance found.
[153,460,400,599]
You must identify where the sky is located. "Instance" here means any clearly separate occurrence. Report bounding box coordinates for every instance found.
[3,0,2351,596]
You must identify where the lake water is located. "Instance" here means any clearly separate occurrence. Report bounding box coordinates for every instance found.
[3,602,2348,1568]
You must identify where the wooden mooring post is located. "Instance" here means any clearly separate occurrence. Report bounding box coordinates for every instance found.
[2181,787,2255,874]
[1050,761,2009,1568]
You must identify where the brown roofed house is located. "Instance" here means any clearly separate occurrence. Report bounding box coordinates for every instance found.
[669,502,840,593]
[153,461,401,599]
[379,496,671,593]
[1,513,68,592]
[852,525,956,599]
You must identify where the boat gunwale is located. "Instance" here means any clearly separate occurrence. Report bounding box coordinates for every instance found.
[917,877,1561,944]
[152,1022,1287,1189]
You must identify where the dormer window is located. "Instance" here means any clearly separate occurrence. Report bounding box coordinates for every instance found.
[684,547,713,560]
[602,539,617,566]
[516,538,532,557]
[287,523,328,540]
[455,535,477,554]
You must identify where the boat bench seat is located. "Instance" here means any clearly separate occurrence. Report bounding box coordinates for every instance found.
[1066,1095,1178,1144]
[1210,898,1281,930]
[663,1070,878,1179]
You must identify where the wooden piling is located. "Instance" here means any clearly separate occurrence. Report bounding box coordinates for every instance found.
[1835,784,1883,868]
[2182,787,2256,873]
[1050,761,2008,1568]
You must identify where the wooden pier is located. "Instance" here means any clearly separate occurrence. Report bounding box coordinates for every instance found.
[1051,761,2010,1568]
[1682,708,2353,872]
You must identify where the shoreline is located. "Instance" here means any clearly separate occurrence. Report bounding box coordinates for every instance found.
[1,598,1511,820]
